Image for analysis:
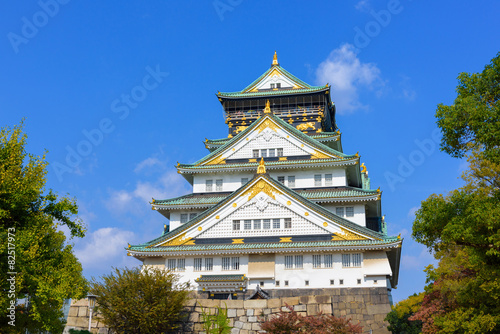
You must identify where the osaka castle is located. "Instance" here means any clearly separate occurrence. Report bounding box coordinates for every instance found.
[127,52,402,300]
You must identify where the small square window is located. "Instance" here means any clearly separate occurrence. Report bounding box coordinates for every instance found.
[272,219,280,229]
[284,280,289,286]
[253,150,259,158]
[276,83,281,88]
[244,220,252,230]
[263,219,271,229]
[288,176,295,188]
[357,279,361,285]
[284,218,292,229]
[260,281,264,287]
[276,280,280,286]
[325,174,333,186]
[278,176,285,184]
[373,280,378,284]
[305,280,309,286]
[330,279,335,285]
[336,207,345,217]
[277,148,283,157]
[339,279,344,285]
[346,207,354,217]
[261,149,267,158]
[314,174,322,187]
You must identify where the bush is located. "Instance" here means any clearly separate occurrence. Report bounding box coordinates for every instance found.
[259,304,362,334]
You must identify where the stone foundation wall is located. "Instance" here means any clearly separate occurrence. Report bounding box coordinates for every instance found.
[65,287,391,334]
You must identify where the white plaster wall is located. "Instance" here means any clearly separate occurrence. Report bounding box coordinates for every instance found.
[149,251,390,291]
[192,168,346,194]
[322,203,366,226]
[169,210,205,231]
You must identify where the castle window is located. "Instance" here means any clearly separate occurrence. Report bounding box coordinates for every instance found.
[325,174,333,186]
[314,174,322,186]
[273,219,280,229]
[222,257,231,270]
[177,259,185,271]
[339,279,344,285]
[324,254,333,268]
[231,257,240,270]
[288,176,295,187]
[216,179,223,191]
[342,253,362,268]
[305,280,309,286]
[260,281,264,287]
[285,280,289,286]
[278,176,285,184]
[346,207,354,217]
[357,279,362,285]
[180,214,188,224]
[270,83,275,89]
[295,255,303,269]
[233,220,240,230]
[194,258,202,271]
[276,83,281,88]
[261,149,267,158]
[285,255,293,269]
[276,280,280,286]
[253,219,261,230]
[205,258,213,271]
[263,219,271,229]
[330,279,335,285]
[244,220,252,230]
[167,259,176,270]
[313,254,322,268]
[336,207,345,217]
[284,218,292,229]
[253,150,259,158]
[241,178,248,186]
[269,149,276,157]
[206,180,213,192]
[277,148,283,157]
[189,213,197,220]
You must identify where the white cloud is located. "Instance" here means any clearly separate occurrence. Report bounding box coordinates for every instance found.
[315,44,384,113]
[75,227,135,271]
[134,157,164,173]
[407,206,419,218]
[105,189,136,213]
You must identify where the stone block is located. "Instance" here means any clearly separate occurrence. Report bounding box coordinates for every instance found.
[225,299,244,309]
[190,312,200,322]
[71,298,89,306]
[240,330,248,334]
[228,309,237,318]
[77,307,88,317]
[231,328,240,334]
[234,321,244,329]
[263,308,271,315]
[315,295,331,304]
[66,316,78,327]
[319,303,332,314]
[307,304,319,316]
[98,328,108,334]
[68,307,79,317]
[197,299,220,308]
[248,316,257,322]
[267,298,281,308]
[194,323,204,332]
[294,304,306,312]
[240,316,247,322]
[246,308,254,316]
[251,322,261,331]
[367,303,391,315]
[75,316,89,328]
[281,297,299,306]
[243,323,252,330]
[244,299,267,309]
[185,299,197,307]
[237,309,245,316]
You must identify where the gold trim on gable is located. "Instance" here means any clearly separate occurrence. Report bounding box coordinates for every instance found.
[158,233,193,247]
[256,118,278,133]
[311,150,332,160]
[241,179,283,201]
[280,237,292,243]
[232,239,244,244]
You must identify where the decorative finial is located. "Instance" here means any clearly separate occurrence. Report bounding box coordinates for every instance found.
[264,99,271,113]
[128,244,131,248]
[257,158,266,174]
[360,163,367,173]
[272,51,279,66]
[152,198,155,203]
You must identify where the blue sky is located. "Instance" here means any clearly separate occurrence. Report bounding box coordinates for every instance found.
[1,1,499,303]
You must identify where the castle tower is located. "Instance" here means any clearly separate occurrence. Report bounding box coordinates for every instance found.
[128,53,401,303]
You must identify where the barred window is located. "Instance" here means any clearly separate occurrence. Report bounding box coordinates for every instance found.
[314,174,322,186]
[313,254,322,268]
[342,253,362,268]
[216,179,223,191]
[231,257,240,270]
[244,220,252,230]
[261,149,267,158]
[277,148,283,157]
[336,207,345,217]
[205,258,213,271]
[189,213,197,220]
[284,218,292,229]
[288,176,295,187]
[273,219,280,229]
[342,254,351,268]
[324,254,333,268]
[278,176,285,184]
[253,219,261,230]
[346,207,354,217]
[233,220,240,230]
[241,178,248,186]
[263,219,271,229]
[295,255,303,269]
[285,255,293,269]
[325,174,333,186]
[194,258,202,271]
[206,180,213,192]
[269,149,276,157]
[167,259,176,270]
[352,253,362,267]
[180,214,188,224]
[253,150,259,158]
[222,257,231,270]
[177,258,185,271]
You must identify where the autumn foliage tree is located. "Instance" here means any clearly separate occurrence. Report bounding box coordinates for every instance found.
[259,304,362,334]
[409,53,500,333]
[385,293,423,334]
[0,122,88,333]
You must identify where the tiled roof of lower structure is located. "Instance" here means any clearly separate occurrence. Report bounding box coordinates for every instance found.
[128,237,401,253]
[196,274,247,282]
[153,187,379,207]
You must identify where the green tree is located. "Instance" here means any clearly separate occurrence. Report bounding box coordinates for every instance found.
[411,53,500,333]
[201,304,232,334]
[90,267,190,334]
[0,122,88,333]
[385,293,423,334]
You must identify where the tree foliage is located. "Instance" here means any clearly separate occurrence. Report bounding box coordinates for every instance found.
[411,53,500,333]
[0,122,88,333]
[385,293,423,334]
[259,304,362,334]
[90,267,190,334]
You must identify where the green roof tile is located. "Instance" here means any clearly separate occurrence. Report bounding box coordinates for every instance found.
[196,274,247,282]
